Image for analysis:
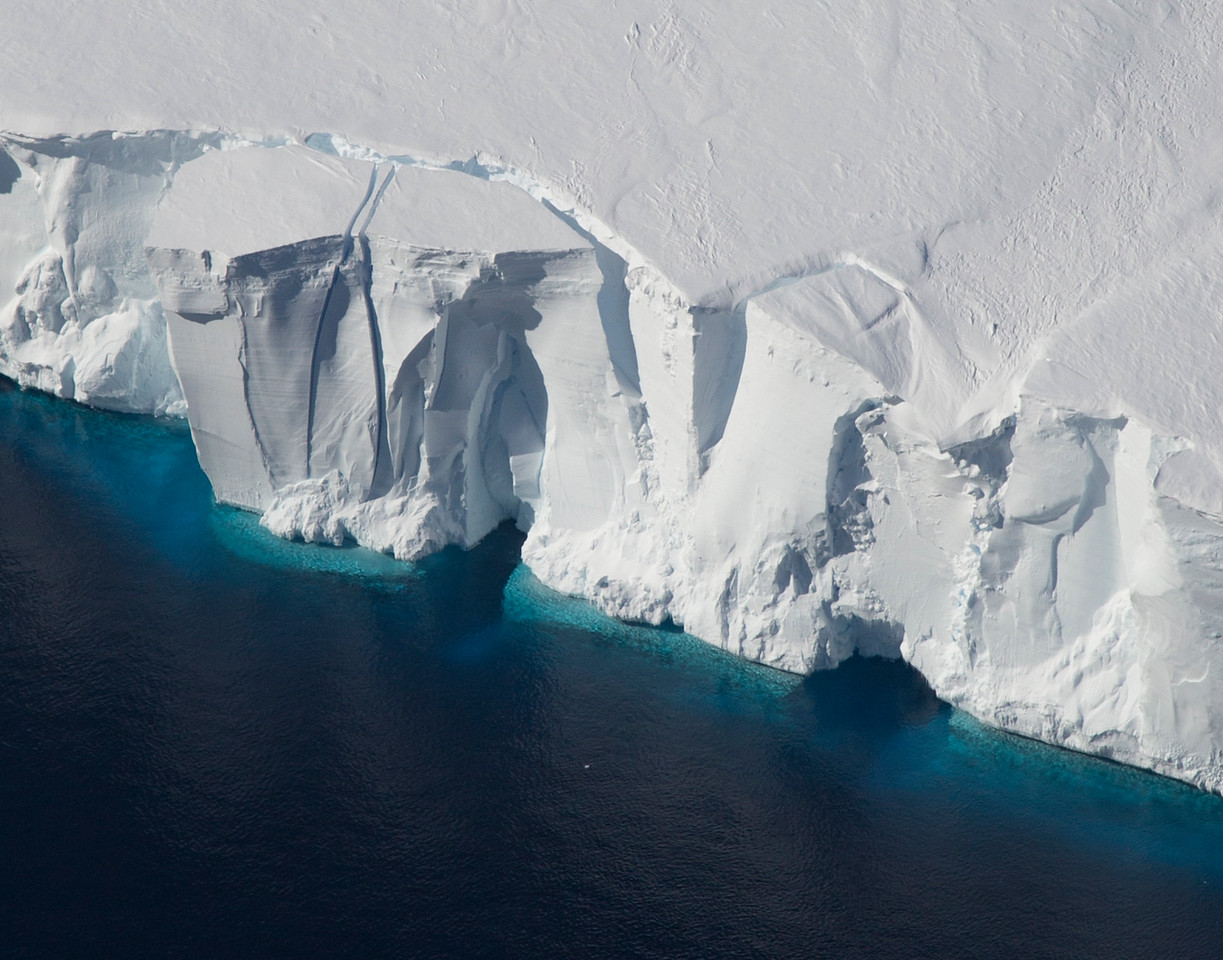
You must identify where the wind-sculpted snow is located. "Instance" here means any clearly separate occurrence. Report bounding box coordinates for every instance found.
[6,40,1223,794]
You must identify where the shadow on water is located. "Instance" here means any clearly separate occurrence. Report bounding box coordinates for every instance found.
[800,652,947,736]
[0,150,21,195]
[4,376,1223,959]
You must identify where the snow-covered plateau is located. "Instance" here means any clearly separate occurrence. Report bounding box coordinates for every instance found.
[4,0,1223,790]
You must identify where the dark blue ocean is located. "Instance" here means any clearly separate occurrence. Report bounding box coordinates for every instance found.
[2,378,1223,960]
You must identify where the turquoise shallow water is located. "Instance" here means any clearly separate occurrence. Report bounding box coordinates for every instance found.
[1,378,1222,959]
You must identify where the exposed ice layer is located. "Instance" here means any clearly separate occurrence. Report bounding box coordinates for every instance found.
[4,117,1223,794]
[141,141,1223,793]
[8,0,1223,795]
[149,146,611,556]
[0,133,217,414]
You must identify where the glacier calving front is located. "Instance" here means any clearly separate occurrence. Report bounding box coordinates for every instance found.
[4,0,1223,792]
[2,134,1218,792]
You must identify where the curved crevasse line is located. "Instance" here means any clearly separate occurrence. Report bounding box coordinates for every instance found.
[237,314,276,487]
[341,164,381,263]
[0,125,943,450]
[360,137,944,469]
[11,129,1223,794]
[301,130,924,310]
[305,163,384,483]
[357,165,396,240]
[358,234,393,501]
[0,124,925,313]
[0,130,949,599]
[305,264,345,478]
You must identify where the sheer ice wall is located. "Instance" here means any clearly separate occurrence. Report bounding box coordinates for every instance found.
[148,146,610,556]
[0,133,204,414]
[2,133,1213,791]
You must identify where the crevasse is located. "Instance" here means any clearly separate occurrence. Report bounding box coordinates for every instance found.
[2,129,1222,794]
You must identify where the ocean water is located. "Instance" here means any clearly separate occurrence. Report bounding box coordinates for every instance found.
[1,379,1222,960]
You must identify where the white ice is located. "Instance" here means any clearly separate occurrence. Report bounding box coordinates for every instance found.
[4,0,1223,790]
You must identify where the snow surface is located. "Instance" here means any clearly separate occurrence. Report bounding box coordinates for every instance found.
[5,0,1223,789]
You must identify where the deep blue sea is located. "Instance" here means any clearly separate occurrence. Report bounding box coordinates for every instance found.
[2,378,1223,959]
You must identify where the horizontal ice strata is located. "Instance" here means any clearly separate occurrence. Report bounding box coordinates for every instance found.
[0,128,1221,796]
[148,145,625,557]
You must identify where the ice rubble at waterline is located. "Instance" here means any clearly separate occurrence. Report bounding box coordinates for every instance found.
[1,128,1220,794]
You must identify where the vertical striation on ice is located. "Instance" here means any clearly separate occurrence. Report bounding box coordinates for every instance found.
[0,133,222,415]
[1,129,1222,793]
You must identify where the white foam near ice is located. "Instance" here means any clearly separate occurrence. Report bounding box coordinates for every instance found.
[4,0,1223,790]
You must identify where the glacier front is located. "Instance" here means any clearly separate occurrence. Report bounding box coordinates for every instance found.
[5,0,1223,792]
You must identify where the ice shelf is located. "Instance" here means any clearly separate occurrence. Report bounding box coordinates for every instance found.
[5,0,1223,791]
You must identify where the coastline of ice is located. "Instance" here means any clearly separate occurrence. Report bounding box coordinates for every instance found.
[5,0,1223,791]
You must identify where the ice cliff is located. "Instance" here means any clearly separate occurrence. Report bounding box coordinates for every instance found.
[6,0,1223,792]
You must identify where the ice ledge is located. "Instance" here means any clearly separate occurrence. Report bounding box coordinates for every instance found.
[4,128,1223,795]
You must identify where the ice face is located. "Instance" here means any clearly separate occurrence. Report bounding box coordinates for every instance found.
[0,134,216,414]
[147,146,616,559]
[6,0,1223,792]
[143,141,1223,792]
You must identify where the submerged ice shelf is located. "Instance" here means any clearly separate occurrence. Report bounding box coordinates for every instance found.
[3,122,1223,796]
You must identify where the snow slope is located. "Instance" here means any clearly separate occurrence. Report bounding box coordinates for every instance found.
[4,0,1223,789]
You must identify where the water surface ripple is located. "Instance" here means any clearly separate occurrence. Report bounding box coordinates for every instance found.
[1,379,1221,959]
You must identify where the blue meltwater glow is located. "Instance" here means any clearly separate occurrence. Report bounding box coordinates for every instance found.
[1,377,1222,960]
